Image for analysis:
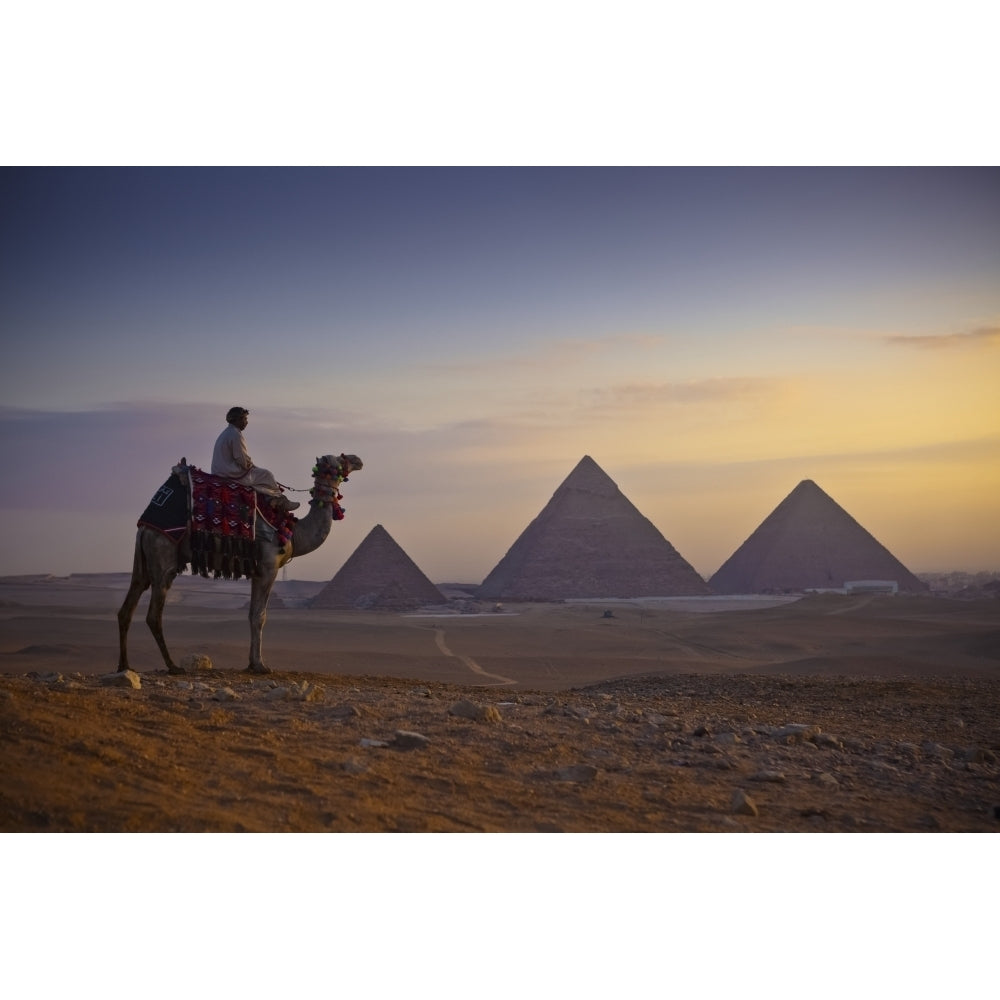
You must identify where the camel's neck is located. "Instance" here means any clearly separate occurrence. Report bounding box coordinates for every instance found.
[289,500,334,558]
[288,457,349,559]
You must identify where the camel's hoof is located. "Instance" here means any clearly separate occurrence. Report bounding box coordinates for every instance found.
[245,663,271,675]
[167,665,187,675]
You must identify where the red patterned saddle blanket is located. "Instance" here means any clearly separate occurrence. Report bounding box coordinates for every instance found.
[138,464,296,580]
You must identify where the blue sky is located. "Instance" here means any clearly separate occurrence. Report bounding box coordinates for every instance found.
[2,166,998,581]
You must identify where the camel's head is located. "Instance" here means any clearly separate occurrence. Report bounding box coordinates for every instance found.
[314,454,363,481]
[311,454,362,514]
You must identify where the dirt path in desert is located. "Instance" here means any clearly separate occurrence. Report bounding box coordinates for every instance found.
[429,627,517,686]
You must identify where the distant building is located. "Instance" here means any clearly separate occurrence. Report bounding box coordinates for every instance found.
[844,580,899,595]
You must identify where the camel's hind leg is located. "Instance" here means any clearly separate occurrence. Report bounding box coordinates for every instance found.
[117,533,150,672]
[118,528,185,674]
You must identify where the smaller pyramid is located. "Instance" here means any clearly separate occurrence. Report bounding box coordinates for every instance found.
[478,456,711,600]
[709,480,928,594]
[310,524,446,610]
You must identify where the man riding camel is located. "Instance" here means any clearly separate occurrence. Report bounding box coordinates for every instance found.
[211,406,300,512]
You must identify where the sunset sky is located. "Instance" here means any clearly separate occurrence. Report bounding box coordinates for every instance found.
[2,166,998,582]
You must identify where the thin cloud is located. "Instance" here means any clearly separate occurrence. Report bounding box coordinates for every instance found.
[885,325,1000,349]
[583,375,787,412]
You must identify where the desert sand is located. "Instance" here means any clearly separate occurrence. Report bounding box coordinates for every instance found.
[1,574,998,832]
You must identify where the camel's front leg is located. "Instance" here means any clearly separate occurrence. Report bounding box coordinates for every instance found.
[246,573,277,674]
[147,581,184,674]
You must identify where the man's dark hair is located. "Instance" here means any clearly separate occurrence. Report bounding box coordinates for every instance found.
[226,406,249,423]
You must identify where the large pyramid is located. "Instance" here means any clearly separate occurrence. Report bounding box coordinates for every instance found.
[709,479,928,594]
[478,456,711,600]
[310,524,446,610]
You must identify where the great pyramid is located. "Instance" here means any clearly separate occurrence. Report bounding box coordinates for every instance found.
[310,524,446,610]
[709,479,928,594]
[478,455,711,600]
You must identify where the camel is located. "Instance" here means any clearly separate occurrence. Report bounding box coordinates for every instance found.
[117,453,362,675]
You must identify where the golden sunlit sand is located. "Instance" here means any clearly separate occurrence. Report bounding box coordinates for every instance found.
[2,575,998,832]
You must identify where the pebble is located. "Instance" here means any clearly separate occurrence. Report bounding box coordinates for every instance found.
[101,670,141,690]
[731,789,758,816]
[359,738,389,748]
[213,687,239,702]
[752,770,787,783]
[773,724,820,743]
[449,699,500,722]
[180,653,212,673]
[328,704,362,718]
[814,733,843,750]
[393,730,430,749]
[815,772,840,789]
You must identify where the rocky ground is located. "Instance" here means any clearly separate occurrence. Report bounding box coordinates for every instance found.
[3,665,998,832]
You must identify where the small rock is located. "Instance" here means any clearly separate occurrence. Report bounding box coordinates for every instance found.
[816,772,839,789]
[752,770,787,783]
[773,723,820,743]
[814,732,843,750]
[359,738,389,748]
[411,687,431,698]
[180,653,212,673]
[731,789,758,816]
[921,741,951,761]
[265,686,290,700]
[213,687,239,702]
[449,699,491,721]
[393,730,430,750]
[329,704,362,718]
[291,681,322,702]
[693,724,711,738]
[716,732,741,745]
[101,670,141,689]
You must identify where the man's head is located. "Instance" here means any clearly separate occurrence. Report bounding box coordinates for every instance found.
[226,406,249,429]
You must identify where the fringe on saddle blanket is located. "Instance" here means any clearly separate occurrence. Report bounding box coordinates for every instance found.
[188,469,296,580]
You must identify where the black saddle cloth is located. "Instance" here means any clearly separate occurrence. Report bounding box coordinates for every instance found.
[137,473,189,535]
